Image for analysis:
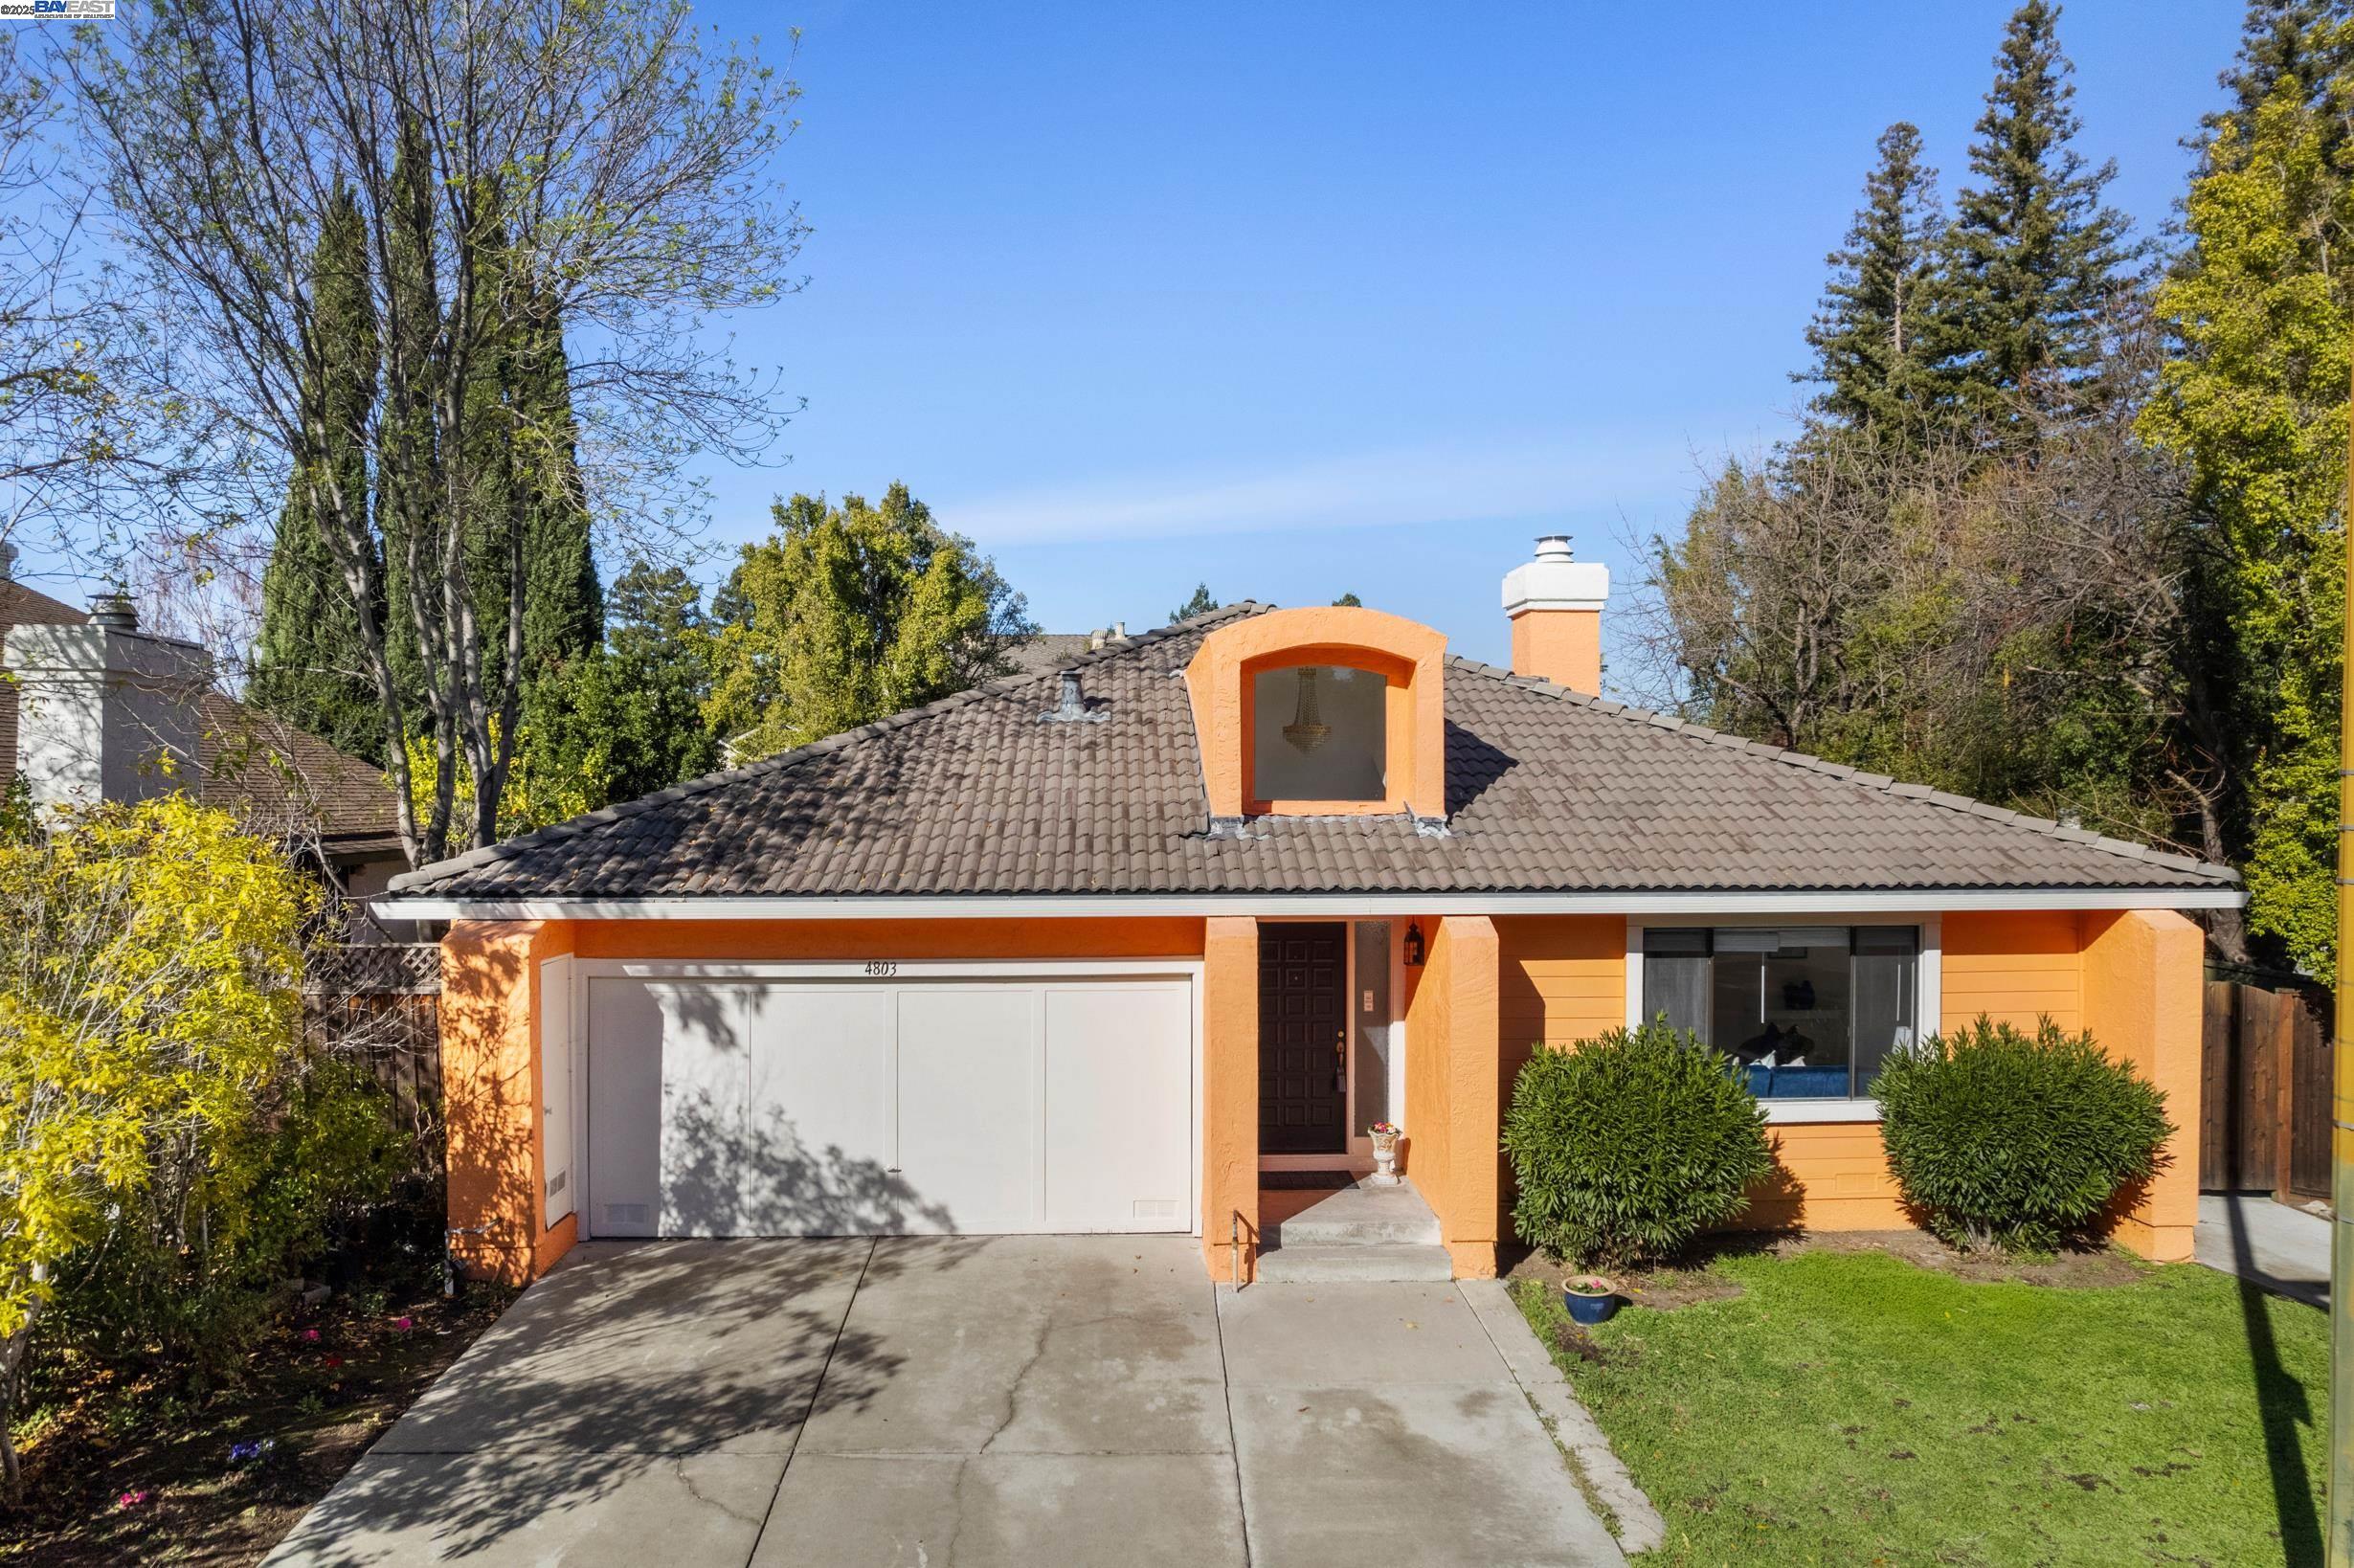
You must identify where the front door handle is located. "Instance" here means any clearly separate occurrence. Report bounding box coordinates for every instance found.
[1334,1029,1347,1094]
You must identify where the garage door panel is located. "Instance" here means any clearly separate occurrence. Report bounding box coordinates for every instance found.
[650,983,755,1237]
[586,974,1192,1240]
[586,977,664,1237]
[1044,986,1192,1231]
[741,986,894,1235]
[895,988,1038,1233]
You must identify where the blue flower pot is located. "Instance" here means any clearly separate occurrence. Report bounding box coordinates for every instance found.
[1563,1288,1620,1325]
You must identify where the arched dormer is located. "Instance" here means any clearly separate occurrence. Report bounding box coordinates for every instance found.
[1184,606,1446,818]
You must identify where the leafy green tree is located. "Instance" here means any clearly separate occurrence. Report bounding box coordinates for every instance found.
[1800,123,1947,433]
[1938,1,2142,427]
[534,561,719,805]
[1169,583,1219,622]
[706,484,1035,760]
[251,184,387,762]
[2141,8,2354,978]
[0,799,391,1491]
[1331,592,1362,607]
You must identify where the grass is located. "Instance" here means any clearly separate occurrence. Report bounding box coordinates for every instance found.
[1516,1247,2326,1566]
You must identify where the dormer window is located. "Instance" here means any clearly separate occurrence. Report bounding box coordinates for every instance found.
[1253,664,1385,801]
[1184,605,1447,818]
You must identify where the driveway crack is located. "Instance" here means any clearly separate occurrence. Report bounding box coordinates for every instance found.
[977,1312,1054,1454]
[742,1238,877,1567]
[1212,1284,1254,1567]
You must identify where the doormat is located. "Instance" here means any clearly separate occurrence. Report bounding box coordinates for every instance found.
[1259,1172,1355,1190]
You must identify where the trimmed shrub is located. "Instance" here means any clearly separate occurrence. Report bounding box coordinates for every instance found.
[1872,1015,2173,1253]
[1503,1020,1775,1269]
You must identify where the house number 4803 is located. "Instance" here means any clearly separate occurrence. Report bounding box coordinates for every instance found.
[863,960,899,976]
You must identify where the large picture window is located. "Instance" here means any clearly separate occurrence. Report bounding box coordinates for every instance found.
[1640,926,1919,1100]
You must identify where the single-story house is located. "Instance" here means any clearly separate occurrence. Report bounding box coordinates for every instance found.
[373,538,2237,1286]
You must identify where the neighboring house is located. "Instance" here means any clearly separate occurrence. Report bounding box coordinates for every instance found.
[374,538,2236,1287]
[1001,626,1126,676]
[0,568,409,915]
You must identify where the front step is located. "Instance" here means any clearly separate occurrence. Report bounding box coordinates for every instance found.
[1265,1179,1443,1248]
[1254,1177,1450,1281]
[1254,1241,1455,1283]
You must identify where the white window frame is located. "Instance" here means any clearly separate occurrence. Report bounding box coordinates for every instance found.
[1624,913,1941,1125]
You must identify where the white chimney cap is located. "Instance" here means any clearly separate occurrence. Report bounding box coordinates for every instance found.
[1503,535,1608,616]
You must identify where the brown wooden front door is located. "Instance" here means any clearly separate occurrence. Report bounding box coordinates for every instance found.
[1260,923,1348,1154]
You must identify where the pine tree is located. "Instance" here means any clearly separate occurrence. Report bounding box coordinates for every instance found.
[2205,0,2352,147]
[1938,1,2142,426]
[250,185,387,762]
[1798,123,1946,433]
[1169,583,1219,623]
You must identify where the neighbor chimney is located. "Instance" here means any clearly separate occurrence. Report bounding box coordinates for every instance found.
[1501,535,1608,694]
[5,594,214,820]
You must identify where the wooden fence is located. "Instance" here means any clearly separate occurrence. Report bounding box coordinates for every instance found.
[306,943,443,1179]
[2200,973,2331,1200]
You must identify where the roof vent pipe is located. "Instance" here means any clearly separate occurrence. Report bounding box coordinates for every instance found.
[1041,668,1108,725]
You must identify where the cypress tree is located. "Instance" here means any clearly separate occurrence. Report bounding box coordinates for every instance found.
[1938,1,2141,427]
[513,286,602,671]
[1798,123,1946,434]
[251,184,387,762]
[378,117,442,712]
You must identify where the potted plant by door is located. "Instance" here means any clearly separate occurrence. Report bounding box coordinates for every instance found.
[1561,1274,1620,1325]
[1368,1122,1402,1185]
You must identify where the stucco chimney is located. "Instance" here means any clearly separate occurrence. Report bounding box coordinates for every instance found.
[1501,535,1608,695]
[5,594,213,820]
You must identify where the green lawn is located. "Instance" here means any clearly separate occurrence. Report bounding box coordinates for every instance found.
[1517,1249,2326,1566]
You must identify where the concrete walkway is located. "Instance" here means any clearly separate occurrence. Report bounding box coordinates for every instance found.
[2197,1192,2331,1309]
[261,1237,1627,1567]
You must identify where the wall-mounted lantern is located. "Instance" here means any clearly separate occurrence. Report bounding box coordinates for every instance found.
[1403,920,1425,968]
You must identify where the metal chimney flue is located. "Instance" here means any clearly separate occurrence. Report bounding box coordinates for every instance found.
[1041,667,1108,725]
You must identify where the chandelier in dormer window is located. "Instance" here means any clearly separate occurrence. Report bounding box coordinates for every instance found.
[1282,666,1333,752]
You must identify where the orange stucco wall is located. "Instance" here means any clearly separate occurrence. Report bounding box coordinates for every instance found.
[565,917,1206,962]
[439,901,2203,1289]
[1489,908,2204,1259]
[2081,909,2203,1262]
[442,918,576,1286]
[1404,915,1503,1276]
[1508,608,1602,695]
[1203,917,1260,1282]
[1184,606,1448,818]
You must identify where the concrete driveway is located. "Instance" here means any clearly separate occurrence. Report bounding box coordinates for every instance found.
[261,1237,1625,1567]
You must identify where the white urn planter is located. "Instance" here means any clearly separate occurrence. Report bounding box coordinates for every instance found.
[1369,1124,1401,1186]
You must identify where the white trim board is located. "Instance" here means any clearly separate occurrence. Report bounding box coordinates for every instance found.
[376,885,2241,922]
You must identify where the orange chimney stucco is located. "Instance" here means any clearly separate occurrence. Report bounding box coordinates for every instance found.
[1501,535,1607,695]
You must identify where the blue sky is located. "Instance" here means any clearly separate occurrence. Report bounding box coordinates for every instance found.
[684,0,2244,672]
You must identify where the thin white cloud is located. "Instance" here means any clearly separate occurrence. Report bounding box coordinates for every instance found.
[940,432,1701,546]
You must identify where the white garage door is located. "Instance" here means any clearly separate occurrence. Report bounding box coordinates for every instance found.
[581,974,1195,1238]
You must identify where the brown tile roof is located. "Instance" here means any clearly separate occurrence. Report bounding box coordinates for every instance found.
[0,580,400,854]
[392,603,2236,900]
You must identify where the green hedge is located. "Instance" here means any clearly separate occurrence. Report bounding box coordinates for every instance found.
[1872,1015,2173,1253]
[1503,1020,1775,1269]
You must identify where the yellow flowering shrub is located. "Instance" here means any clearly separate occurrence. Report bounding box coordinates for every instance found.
[0,797,395,1490]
